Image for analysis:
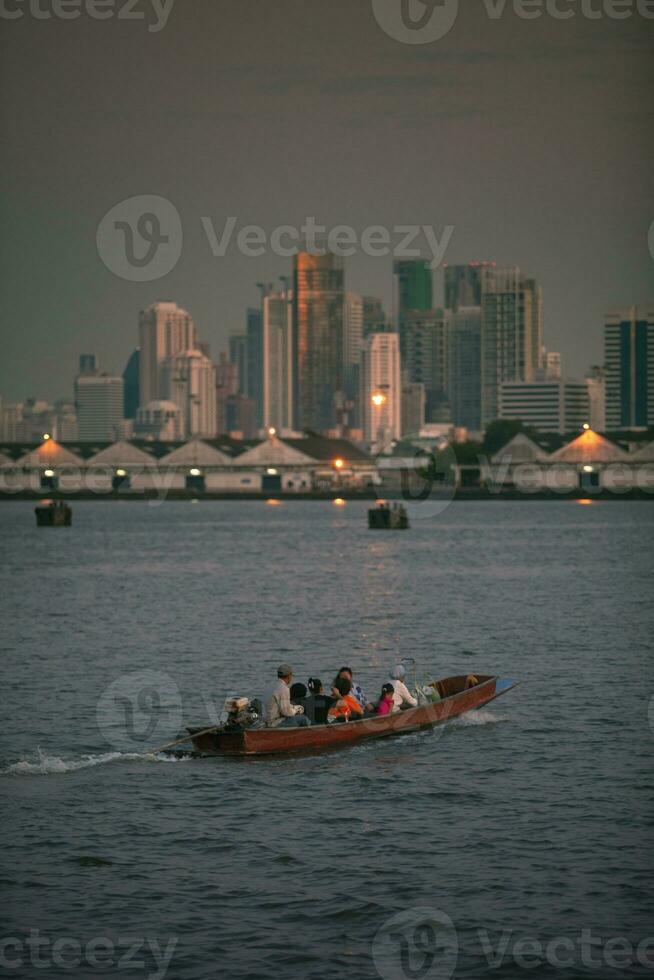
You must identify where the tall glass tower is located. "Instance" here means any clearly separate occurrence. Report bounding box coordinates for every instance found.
[292,251,344,433]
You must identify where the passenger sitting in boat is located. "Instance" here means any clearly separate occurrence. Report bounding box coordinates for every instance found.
[464,674,479,690]
[290,682,308,702]
[331,667,374,714]
[264,665,311,728]
[375,683,395,716]
[387,664,418,710]
[327,677,364,723]
[304,678,336,724]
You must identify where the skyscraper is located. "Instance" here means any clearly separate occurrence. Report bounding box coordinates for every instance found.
[444,262,494,310]
[362,296,386,336]
[480,267,542,426]
[399,308,449,422]
[122,349,140,419]
[343,292,364,421]
[292,251,345,433]
[447,307,482,431]
[394,259,433,319]
[75,373,124,441]
[401,381,426,436]
[361,332,401,447]
[604,307,654,429]
[246,306,264,428]
[262,286,294,433]
[228,334,248,394]
[162,349,217,438]
[138,302,197,407]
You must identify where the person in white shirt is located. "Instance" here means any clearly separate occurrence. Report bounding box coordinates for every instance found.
[264,664,310,728]
[387,664,418,711]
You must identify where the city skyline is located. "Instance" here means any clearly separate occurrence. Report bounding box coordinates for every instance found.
[1,3,652,403]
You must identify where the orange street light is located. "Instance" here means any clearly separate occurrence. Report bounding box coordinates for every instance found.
[333,458,345,470]
[371,393,386,407]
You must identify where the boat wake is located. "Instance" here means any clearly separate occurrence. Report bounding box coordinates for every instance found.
[454,709,507,727]
[2,747,191,776]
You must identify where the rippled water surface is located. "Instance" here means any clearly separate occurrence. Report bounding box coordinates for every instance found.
[2,500,653,979]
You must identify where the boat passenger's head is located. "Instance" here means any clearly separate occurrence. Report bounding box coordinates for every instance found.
[381,683,395,700]
[336,666,353,681]
[334,677,352,697]
[308,677,323,695]
[277,664,294,684]
[390,664,406,681]
[290,682,307,700]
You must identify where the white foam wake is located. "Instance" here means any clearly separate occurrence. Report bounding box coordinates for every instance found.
[454,709,507,727]
[3,747,189,776]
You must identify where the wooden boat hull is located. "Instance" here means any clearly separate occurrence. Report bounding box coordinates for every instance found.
[187,675,517,757]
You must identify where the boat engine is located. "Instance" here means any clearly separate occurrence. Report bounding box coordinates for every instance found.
[223,697,263,731]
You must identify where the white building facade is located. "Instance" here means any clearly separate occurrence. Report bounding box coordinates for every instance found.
[162,350,217,439]
[361,331,401,447]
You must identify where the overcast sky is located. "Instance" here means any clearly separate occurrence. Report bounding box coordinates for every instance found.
[1,0,653,402]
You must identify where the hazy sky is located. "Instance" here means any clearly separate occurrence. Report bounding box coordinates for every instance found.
[1,0,653,402]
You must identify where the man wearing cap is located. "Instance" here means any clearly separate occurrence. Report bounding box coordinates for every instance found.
[265,665,311,728]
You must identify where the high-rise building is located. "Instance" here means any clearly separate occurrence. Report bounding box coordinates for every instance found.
[447,306,482,431]
[79,354,98,375]
[162,349,217,439]
[75,373,124,441]
[499,379,590,435]
[122,349,140,419]
[394,259,433,319]
[138,302,197,407]
[604,307,654,429]
[401,381,426,436]
[399,308,449,422]
[480,267,542,426]
[362,296,386,336]
[343,292,364,420]
[586,366,606,432]
[228,334,248,394]
[246,306,264,428]
[540,349,562,380]
[444,262,494,311]
[229,395,256,439]
[135,401,183,441]
[361,332,401,447]
[292,251,345,432]
[262,287,294,433]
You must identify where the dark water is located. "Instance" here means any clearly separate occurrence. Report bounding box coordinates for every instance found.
[2,500,653,980]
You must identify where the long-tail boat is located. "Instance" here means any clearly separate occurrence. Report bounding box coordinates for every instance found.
[186,674,518,757]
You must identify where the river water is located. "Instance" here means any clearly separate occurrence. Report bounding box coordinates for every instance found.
[1,499,653,979]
